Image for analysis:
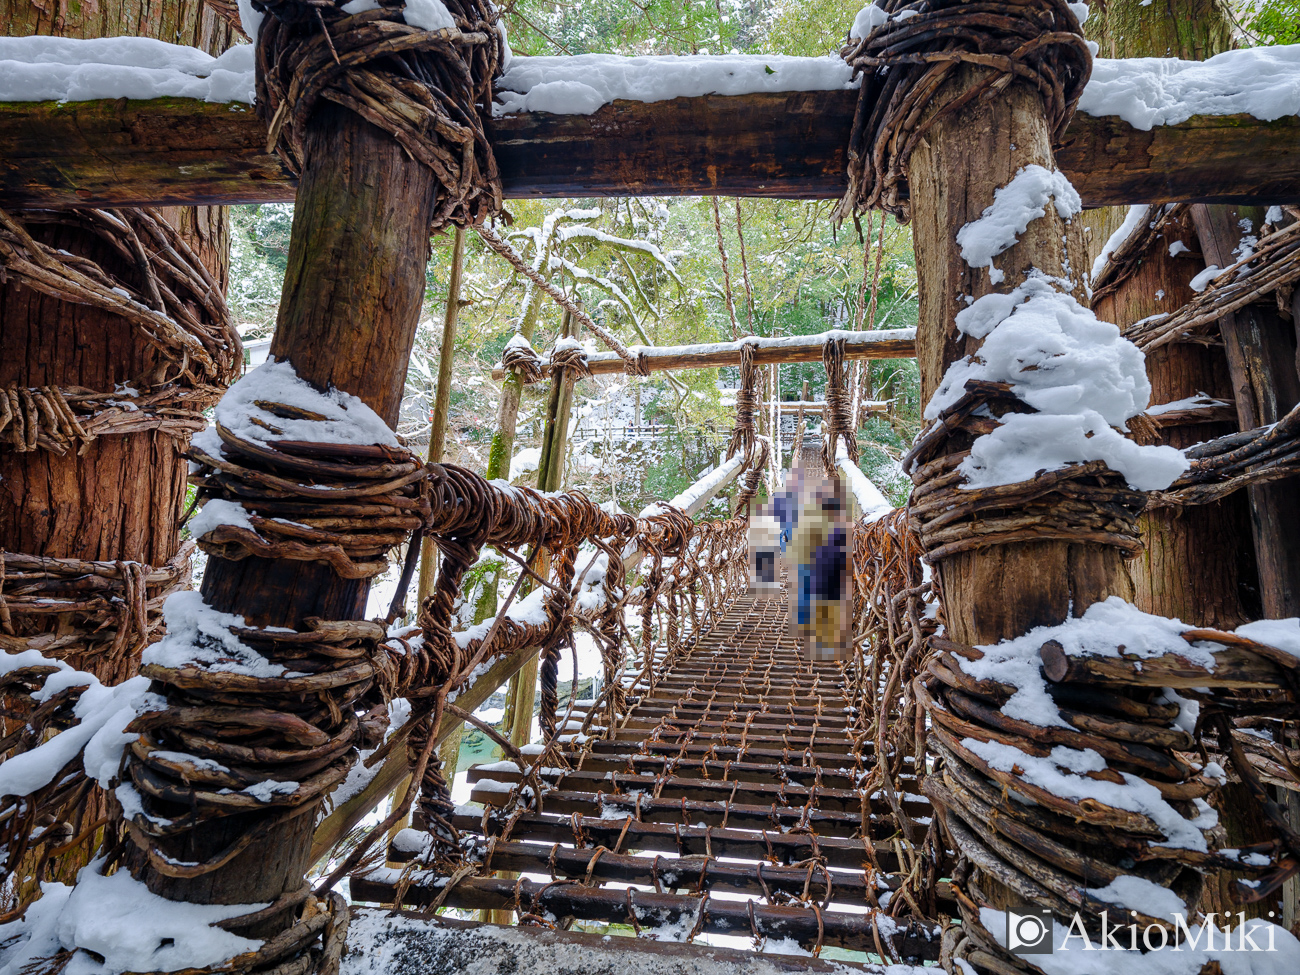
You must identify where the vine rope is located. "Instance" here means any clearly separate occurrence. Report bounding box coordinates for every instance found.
[254,0,505,233]
[835,0,1090,222]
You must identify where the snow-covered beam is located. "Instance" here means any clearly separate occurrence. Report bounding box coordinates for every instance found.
[492,328,918,380]
[2,94,1299,209]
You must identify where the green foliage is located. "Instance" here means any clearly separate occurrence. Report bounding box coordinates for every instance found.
[229,203,293,338]
[224,0,926,510]
[857,416,912,507]
[1236,0,1300,44]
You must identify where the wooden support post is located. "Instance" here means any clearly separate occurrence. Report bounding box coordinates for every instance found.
[908,67,1133,650]
[0,0,236,895]
[1084,0,1251,631]
[1084,0,1268,917]
[130,101,438,917]
[906,63,1135,922]
[1193,205,1300,620]
[0,3,235,687]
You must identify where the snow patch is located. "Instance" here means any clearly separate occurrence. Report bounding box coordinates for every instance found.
[1080,45,1300,131]
[495,53,858,116]
[956,165,1081,283]
[0,36,255,104]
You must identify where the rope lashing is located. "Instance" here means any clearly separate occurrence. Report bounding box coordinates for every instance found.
[500,334,544,385]
[1148,398,1300,508]
[727,342,760,467]
[835,0,1091,222]
[732,438,770,516]
[821,335,858,477]
[0,547,193,682]
[0,206,239,453]
[546,340,593,381]
[1122,212,1300,351]
[187,419,432,580]
[904,380,1147,561]
[254,0,505,232]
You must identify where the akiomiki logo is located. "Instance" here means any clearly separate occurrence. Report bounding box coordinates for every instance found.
[1005,910,1281,956]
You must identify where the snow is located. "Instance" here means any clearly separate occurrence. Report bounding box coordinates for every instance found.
[494,53,858,115]
[655,452,744,515]
[1235,618,1300,658]
[834,439,892,520]
[1145,393,1227,416]
[950,599,1231,852]
[1189,264,1221,292]
[0,864,268,975]
[240,779,298,802]
[1080,44,1300,131]
[509,445,542,481]
[960,410,1188,492]
[237,0,263,38]
[143,591,293,678]
[403,0,456,31]
[187,498,256,540]
[0,668,161,798]
[849,4,889,39]
[1090,205,1150,283]
[1085,875,1185,917]
[0,36,255,104]
[926,275,1187,491]
[956,166,1081,284]
[981,907,1300,975]
[450,587,551,649]
[961,597,1209,730]
[1,33,1295,153]
[965,737,1214,851]
[189,360,397,467]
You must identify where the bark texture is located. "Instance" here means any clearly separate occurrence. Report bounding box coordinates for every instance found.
[133,102,437,911]
[0,3,234,684]
[1083,0,1252,628]
[6,94,1300,210]
[908,67,1134,651]
[1193,204,1300,619]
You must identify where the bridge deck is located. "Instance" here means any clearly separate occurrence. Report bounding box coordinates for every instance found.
[350,594,941,965]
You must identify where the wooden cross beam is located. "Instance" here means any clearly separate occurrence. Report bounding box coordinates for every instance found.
[489,328,918,379]
[2,91,1297,209]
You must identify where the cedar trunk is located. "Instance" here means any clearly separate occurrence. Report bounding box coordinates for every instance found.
[907,67,1133,915]
[1083,0,1251,630]
[130,102,437,913]
[908,68,1133,651]
[0,5,234,684]
[1192,204,1300,619]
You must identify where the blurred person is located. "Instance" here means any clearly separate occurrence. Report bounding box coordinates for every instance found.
[788,474,852,661]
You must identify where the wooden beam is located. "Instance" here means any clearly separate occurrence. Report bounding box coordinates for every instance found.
[490,328,918,380]
[2,93,1298,209]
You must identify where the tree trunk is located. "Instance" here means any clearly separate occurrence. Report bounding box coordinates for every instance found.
[130,101,437,916]
[1083,0,1251,630]
[0,3,235,684]
[909,67,1134,651]
[907,66,1135,920]
[1192,203,1300,619]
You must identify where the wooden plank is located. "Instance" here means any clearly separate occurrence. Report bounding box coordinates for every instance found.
[2,92,1299,209]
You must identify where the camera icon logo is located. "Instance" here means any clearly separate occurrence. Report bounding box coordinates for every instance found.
[1006,909,1054,955]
